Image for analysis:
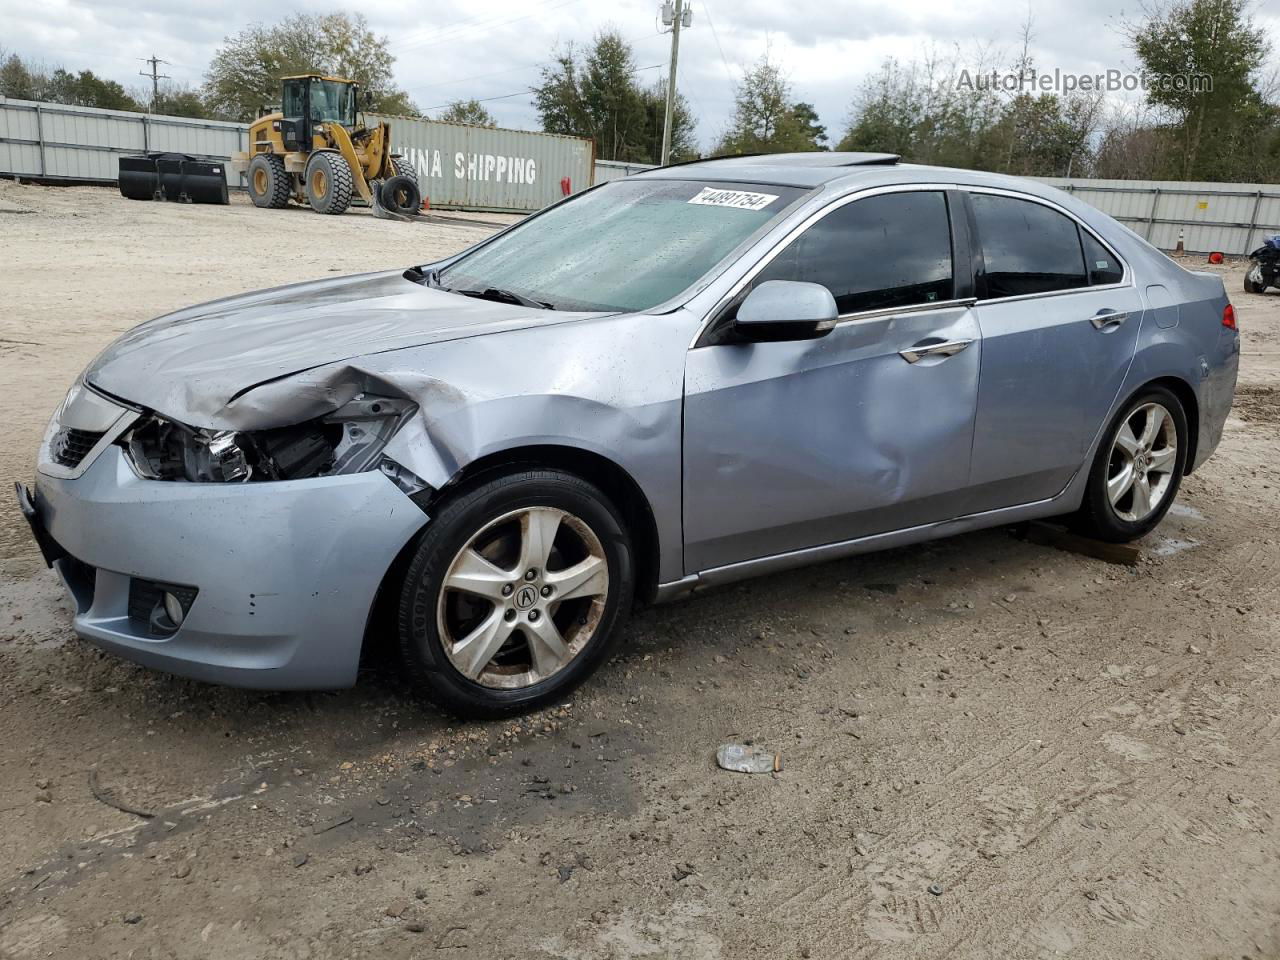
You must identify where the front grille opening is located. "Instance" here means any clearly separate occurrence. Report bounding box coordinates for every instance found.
[51,428,105,468]
[128,578,198,637]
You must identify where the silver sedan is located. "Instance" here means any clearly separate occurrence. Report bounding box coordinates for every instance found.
[18,152,1239,716]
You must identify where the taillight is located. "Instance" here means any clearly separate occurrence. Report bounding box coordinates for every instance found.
[1223,304,1237,330]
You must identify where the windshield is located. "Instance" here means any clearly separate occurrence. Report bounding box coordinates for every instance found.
[310,79,356,126]
[437,178,806,312]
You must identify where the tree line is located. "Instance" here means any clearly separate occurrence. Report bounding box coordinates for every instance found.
[1,0,1276,182]
[0,13,490,127]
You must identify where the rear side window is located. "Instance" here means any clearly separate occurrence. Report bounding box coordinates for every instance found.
[1082,232,1124,285]
[971,193,1088,299]
[755,191,954,314]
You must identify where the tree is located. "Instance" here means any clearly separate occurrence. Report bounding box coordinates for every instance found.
[153,84,212,119]
[787,102,829,150]
[46,68,141,111]
[203,12,417,121]
[1,53,142,110]
[1129,0,1272,179]
[533,31,696,163]
[640,80,697,162]
[0,53,39,100]
[438,98,495,127]
[713,53,826,154]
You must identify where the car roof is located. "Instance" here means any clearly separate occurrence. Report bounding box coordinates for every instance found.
[631,153,1078,201]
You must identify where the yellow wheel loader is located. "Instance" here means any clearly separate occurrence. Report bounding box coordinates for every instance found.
[230,75,420,218]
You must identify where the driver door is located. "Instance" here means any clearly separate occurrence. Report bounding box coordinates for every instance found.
[682,189,983,573]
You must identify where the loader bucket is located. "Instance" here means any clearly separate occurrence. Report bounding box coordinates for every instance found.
[119,153,229,204]
[117,154,161,200]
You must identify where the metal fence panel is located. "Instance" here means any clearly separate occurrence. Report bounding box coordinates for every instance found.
[594,159,655,182]
[1,97,247,187]
[369,114,593,213]
[1038,176,1280,254]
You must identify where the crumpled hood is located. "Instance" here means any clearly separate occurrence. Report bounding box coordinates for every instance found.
[86,269,604,427]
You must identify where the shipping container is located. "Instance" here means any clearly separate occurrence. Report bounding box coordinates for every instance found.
[369,113,593,213]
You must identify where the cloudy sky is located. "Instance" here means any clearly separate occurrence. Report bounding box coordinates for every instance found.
[3,0,1279,149]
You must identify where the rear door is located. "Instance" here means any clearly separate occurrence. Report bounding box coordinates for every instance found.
[964,190,1144,512]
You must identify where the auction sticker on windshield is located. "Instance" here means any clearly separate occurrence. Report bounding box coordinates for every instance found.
[687,187,780,211]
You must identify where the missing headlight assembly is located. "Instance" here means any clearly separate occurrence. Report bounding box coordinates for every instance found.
[121,396,419,484]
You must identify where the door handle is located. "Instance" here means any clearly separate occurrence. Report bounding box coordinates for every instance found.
[899,338,974,364]
[1090,310,1129,331]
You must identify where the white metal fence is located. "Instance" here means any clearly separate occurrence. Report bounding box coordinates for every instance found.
[1036,177,1280,255]
[0,97,246,187]
[593,159,658,182]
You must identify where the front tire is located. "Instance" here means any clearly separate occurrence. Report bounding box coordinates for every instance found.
[397,469,634,718]
[1073,386,1187,542]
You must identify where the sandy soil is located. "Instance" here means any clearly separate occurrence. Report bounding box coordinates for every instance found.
[1,181,1279,960]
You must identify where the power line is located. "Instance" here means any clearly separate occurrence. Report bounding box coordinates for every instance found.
[698,1,736,84]
[393,0,581,54]
[138,55,170,112]
[390,0,570,51]
[419,64,662,114]
[419,90,533,112]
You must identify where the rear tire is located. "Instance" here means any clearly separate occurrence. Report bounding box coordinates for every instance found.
[247,154,290,209]
[397,469,634,718]
[1072,385,1188,543]
[391,155,418,188]
[304,151,353,215]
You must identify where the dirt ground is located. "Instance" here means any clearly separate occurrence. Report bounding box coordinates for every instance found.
[1,180,1279,960]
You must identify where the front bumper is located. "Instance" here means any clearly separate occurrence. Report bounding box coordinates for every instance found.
[25,446,428,689]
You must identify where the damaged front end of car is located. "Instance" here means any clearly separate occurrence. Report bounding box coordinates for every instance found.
[119,394,430,495]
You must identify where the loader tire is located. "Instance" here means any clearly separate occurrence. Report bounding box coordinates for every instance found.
[248,154,290,209]
[379,175,421,216]
[391,155,419,187]
[305,151,353,215]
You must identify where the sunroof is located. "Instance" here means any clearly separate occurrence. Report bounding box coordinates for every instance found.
[725,152,901,167]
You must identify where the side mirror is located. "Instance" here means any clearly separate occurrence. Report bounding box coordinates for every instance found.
[733,280,838,342]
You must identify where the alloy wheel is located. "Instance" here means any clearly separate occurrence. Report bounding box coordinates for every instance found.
[436,507,609,689]
[1106,402,1178,522]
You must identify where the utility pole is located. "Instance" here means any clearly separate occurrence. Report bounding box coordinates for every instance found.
[138,55,170,113]
[660,0,691,166]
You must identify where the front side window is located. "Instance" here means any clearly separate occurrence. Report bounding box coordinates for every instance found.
[971,193,1088,299]
[753,191,955,314]
[438,179,805,312]
[310,80,355,126]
